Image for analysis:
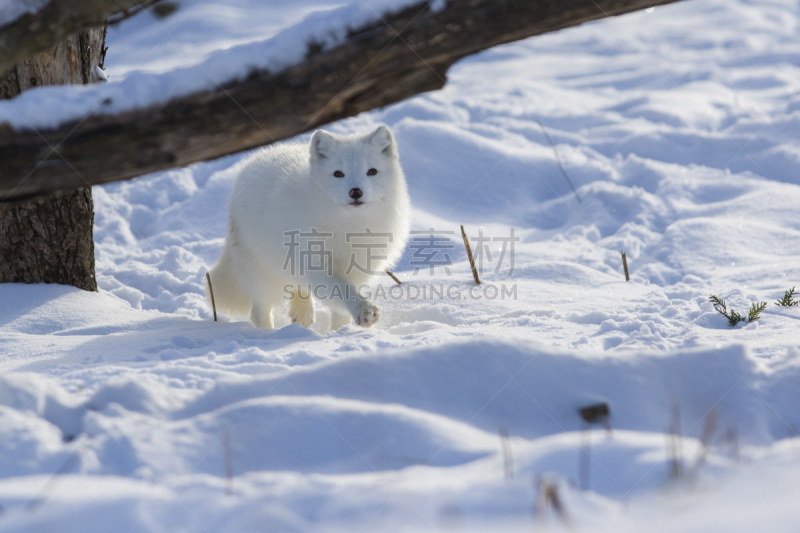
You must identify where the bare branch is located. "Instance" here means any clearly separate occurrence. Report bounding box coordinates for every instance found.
[0,0,684,201]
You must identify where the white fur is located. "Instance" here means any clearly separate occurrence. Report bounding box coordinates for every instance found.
[207,126,410,330]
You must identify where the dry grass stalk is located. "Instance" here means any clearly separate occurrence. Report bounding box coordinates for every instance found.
[668,400,683,479]
[460,225,481,285]
[536,478,573,529]
[577,402,611,491]
[579,428,591,491]
[725,427,739,461]
[694,409,718,468]
[206,272,218,322]
[385,269,402,285]
[222,429,233,496]
[537,120,582,203]
[621,251,630,282]
[25,450,81,512]
[498,424,514,480]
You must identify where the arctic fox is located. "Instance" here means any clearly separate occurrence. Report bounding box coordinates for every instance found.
[207,126,410,330]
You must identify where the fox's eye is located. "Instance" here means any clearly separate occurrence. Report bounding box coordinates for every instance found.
[333,170,345,178]
[367,168,378,176]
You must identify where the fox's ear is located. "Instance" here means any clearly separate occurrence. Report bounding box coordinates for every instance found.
[368,125,397,159]
[310,130,336,161]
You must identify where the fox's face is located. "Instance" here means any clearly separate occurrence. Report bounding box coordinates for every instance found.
[309,126,404,211]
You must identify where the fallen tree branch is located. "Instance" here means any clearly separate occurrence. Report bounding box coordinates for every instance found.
[0,0,683,201]
[0,0,158,75]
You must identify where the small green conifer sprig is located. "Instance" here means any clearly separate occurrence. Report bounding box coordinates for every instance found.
[709,295,765,327]
[710,295,741,326]
[775,286,799,307]
[747,302,767,322]
[708,295,726,313]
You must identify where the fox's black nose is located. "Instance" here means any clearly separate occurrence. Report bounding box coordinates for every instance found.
[349,188,363,200]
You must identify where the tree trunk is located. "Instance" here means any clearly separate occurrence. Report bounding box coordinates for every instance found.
[0,27,105,291]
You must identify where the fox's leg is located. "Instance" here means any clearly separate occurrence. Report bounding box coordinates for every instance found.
[301,272,380,328]
[288,287,315,328]
[250,303,274,329]
[248,270,287,329]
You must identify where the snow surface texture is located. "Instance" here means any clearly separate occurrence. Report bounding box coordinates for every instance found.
[104,0,347,78]
[1,0,800,531]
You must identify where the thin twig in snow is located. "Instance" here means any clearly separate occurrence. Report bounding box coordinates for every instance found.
[222,429,233,496]
[668,400,683,479]
[694,409,718,469]
[498,424,513,480]
[535,477,573,528]
[206,272,217,322]
[579,426,591,491]
[621,251,630,281]
[25,450,81,512]
[538,120,582,203]
[460,225,481,285]
[386,270,402,285]
[725,427,739,461]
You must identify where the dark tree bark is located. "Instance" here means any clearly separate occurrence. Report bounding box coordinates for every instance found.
[0,0,150,75]
[0,28,106,291]
[0,188,96,289]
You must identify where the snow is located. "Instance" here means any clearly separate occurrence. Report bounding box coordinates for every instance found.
[2,0,800,531]
[103,0,348,78]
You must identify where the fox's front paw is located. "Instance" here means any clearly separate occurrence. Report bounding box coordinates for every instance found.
[289,296,315,328]
[353,300,380,328]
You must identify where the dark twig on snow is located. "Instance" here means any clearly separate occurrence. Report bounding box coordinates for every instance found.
[724,427,739,461]
[460,225,481,286]
[498,424,514,480]
[206,272,217,322]
[386,270,402,285]
[578,402,611,491]
[621,251,630,282]
[535,477,572,527]
[668,400,683,479]
[694,409,718,469]
[25,451,81,512]
[222,429,233,496]
[538,120,582,203]
[579,428,591,491]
